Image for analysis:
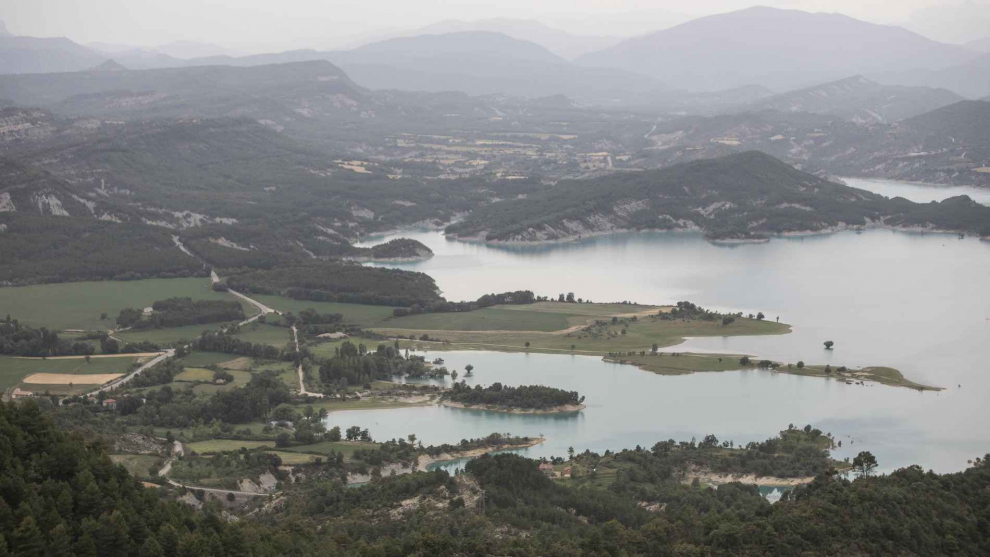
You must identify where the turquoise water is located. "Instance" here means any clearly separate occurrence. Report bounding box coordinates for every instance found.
[343,220,990,474]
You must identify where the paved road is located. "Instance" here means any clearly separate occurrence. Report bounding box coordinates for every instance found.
[86,348,175,396]
[231,289,278,325]
[292,325,324,398]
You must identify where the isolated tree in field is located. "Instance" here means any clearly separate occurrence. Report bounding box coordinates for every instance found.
[796,361,805,369]
[853,451,878,477]
[757,312,765,320]
[824,340,834,350]
[465,364,474,376]
[739,356,751,366]
[100,312,108,320]
[651,342,659,353]
[525,341,531,348]
[566,292,575,303]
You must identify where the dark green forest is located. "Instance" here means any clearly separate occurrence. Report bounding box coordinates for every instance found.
[444,382,585,410]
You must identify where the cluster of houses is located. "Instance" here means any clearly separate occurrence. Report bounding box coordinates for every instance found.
[3,387,119,410]
[539,462,572,479]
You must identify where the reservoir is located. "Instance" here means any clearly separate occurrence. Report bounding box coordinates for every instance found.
[347,200,990,474]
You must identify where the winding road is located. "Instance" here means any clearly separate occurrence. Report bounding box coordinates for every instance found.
[158,440,263,497]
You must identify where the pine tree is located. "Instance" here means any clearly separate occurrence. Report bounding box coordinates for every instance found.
[11,516,44,557]
[139,536,165,557]
[47,523,74,557]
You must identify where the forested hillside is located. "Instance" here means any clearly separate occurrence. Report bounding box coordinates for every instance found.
[3,400,989,556]
[446,151,990,242]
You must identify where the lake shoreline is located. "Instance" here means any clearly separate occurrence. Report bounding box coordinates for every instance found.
[346,436,546,484]
[439,400,586,414]
[447,221,985,247]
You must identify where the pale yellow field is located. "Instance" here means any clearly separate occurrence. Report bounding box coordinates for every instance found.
[22,373,123,385]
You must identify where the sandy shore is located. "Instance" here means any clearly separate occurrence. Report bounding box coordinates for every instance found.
[440,401,586,414]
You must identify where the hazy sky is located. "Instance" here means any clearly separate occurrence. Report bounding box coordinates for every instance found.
[2,0,988,52]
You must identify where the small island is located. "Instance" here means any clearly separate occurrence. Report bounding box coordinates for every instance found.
[603,352,942,391]
[440,382,586,414]
[344,238,434,262]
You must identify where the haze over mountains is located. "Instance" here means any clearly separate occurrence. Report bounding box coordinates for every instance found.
[577,7,976,92]
[2,7,990,103]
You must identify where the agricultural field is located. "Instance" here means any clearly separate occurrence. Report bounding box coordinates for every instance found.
[110,454,163,479]
[253,360,298,390]
[174,367,216,382]
[249,296,400,327]
[231,322,292,347]
[186,439,375,463]
[382,302,660,332]
[0,354,142,391]
[0,277,236,331]
[370,302,789,355]
[177,351,245,367]
[116,322,236,346]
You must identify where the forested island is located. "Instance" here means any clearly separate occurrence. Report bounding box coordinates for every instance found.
[441,382,586,413]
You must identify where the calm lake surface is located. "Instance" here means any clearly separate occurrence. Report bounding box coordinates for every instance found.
[345,212,990,474]
[843,177,990,206]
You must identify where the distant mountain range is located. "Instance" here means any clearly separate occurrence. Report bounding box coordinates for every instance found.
[3,9,990,102]
[576,6,977,92]
[324,31,665,101]
[725,75,964,123]
[966,37,990,53]
[873,53,990,100]
[411,18,621,60]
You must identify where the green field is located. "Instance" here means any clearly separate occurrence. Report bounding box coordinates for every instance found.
[175,367,216,382]
[267,451,319,465]
[383,302,660,332]
[116,322,236,346]
[373,311,790,356]
[187,439,275,453]
[253,360,298,390]
[0,355,142,390]
[187,439,374,463]
[249,296,399,327]
[231,322,291,347]
[0,277,239,331]
[178,351,243,367]
[110,454,163,479]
